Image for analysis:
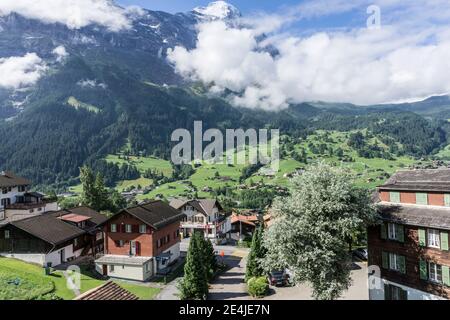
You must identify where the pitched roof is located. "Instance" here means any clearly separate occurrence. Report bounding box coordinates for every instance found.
[115,201,185,230]
[0,171,30,188]
[378,169,450,192]
[377,203,450,230]
[75,281,139,301]
[9,207,107,245]
[169,198,221,215]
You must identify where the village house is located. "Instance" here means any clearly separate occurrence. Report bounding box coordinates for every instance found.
[169,199,231,242]
[95,200,185,282]
[0,171,59,224]
[368,169,450,300]
[0,206,106,267]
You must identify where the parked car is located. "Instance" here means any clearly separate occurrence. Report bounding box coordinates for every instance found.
[268,270,288,287]
[353,248,368,261]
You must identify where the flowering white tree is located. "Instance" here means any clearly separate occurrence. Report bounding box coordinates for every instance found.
[262,162,379,300]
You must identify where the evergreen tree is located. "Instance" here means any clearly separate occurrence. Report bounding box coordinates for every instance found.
[199,237,218,281]
[178,232,209,300]
[80,166,97,209]
[94,173,109,211]
[245,225,266,281]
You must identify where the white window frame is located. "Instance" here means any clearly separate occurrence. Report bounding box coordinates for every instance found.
[126,224,132,233]
[111,224,117,233]
[389,253,400,271]
[388,223,398,240]
[4,230,10,239]
[139,224,147,234]
[427,229,440,249]
[429,262,442,283]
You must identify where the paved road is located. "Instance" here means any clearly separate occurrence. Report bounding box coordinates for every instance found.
[159,238,369,300]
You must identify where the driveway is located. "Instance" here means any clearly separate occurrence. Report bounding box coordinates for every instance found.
[262,262,369,300]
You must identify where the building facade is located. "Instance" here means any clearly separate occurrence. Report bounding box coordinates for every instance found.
[0,171,59,224]
[368,169,450,300]
[0,206,106,266]
[169,199,231,241]
[95,201,185,282]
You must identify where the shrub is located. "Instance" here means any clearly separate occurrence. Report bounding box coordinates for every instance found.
[247,276,268,298]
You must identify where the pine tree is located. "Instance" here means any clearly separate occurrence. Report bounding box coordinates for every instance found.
[80,166,97,209]
[199,237,218,281]
[245,225,266,281]
[94,173,110,211]
[178,232,209,300]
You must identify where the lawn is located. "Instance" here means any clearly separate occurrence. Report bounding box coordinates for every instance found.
[0,257,160,300]
[105,154,173,177]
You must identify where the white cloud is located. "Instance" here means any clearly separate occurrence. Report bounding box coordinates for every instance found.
[0,53,47,89]
[52,46,68,62]
[0,0,131,31]
[167,1,450,110]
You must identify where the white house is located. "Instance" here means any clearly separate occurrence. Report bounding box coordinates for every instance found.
[169,199,231,241]
[0,171,59,224]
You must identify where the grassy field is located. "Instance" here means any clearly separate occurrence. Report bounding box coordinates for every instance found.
[69,130,422,198]
[0,257,160,300]
[67,96,101,113]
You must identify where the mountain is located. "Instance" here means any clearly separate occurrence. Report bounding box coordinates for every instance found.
[0,1,448,188]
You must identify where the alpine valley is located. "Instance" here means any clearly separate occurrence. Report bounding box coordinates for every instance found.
[1,1,450,204]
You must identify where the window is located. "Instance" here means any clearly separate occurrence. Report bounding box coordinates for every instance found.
[428,229,440,248]
[389,253,402,271]
[390,191,400,203]
[139,225,147,234]
[18,186,26,192]
[4,230,10,239]
[125,224,132,233]
[144,263,150,272]
[385,284,407,300]
[429,262,442,283]
[110,224,117,233]
[115,240,124,247]
[74,238,78,247]
[109,265,115,272]
[388,223,397,240]
[157,239,162,248]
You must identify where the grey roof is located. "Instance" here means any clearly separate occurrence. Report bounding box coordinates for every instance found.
[377,203,450,230]
[0,171,30,188]
[95,255,152,266]
[112,201,185,230]
[169,198,222,215]
[379,169,450,192]
[6,206,107,245]
[0,213,41,226]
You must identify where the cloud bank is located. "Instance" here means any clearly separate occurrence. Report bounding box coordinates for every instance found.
[168,0,450,110]
[0,0,132,31]
[0,53,47,89]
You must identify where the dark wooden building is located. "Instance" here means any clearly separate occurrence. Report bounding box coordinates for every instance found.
[0,206,107,266]
[369,169,450,300]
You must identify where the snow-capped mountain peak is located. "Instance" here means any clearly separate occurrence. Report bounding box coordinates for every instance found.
[193,1,241,20]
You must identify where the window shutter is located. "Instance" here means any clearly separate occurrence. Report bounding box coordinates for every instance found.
[382,251,389,269]
[384,284,391,300]
[418,229,426,246]
[440,232,449,251]
[398,256,406,274]
[400,288,408,300]
[419,260,428,280]
[445,194,450,207]
[416,193,428,205]
[380,224,387,240]
[390,191,400,203]
[442,266,450,287]
[397,225,405,243]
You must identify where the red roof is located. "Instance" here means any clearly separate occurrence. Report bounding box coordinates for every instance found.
[231,214,259,226]
[58,213,91,223]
